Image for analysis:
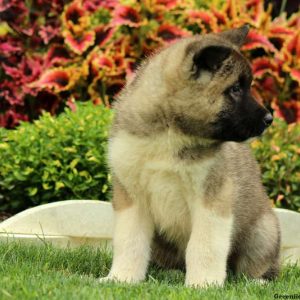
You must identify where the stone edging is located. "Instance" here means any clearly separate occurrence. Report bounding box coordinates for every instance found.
[0,201,299,265]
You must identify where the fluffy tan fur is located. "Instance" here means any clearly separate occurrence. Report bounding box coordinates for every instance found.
[100,26,281,288]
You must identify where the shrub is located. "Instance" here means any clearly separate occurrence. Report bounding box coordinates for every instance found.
[0,0,299,127]
[0,102,112,213]
[252,119,300,212]
[1,103,299,214]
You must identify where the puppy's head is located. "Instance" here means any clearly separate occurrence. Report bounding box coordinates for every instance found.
[159,25,272,142]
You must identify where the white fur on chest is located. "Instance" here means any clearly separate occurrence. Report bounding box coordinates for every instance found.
[109,130,216,242]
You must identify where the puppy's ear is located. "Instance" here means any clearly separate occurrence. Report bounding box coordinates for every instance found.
[220,25,249,47]
[192,45,231,77]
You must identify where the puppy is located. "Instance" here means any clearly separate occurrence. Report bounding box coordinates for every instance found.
[101,25,281,287]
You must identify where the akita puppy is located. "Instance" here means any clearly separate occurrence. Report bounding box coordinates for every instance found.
[102,25,281,287]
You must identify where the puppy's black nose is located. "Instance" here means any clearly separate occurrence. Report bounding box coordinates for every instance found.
[263,113,273,127]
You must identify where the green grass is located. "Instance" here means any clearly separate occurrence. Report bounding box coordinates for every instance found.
[0,242,300,300]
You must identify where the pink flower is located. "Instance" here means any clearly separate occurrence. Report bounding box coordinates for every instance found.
[35,91,61,115]
[31,67,80,92]
[113,5,141,27]
[106,79,124,96]
[88,75,124,105]
[38,25,60,45]
[34,69,71,91]
[89,52,114,76]
[188,10,213,25]
[64,30,95,55]
[0,110,28,129]
[97,56,114,69]
[0,0,13,12]
[66,97,77,112]
[45,45,72,67]
[187,10,217,32]
[13,56,43,96]
[0,80,23,105]
[62,1,90,33]
[212,9,227,25]
[0,36,22,56]
[64,1,85,25]
[245,0,264,26]
[243,29,277,52]
[290,69,300,86]
[251,57,283,84]
[83,0,117,12]
[33,0,65,14]
[157,24,190,42]
[260,77,277,94]
[2,56,43,88]
[113,54,125,69]
[95,25,114,47]
[126,60,138,78]
[287,13,300,28]
[155,0,178,9]
[273,100,300,124]
[286,33,300,60]
[0,0,27,24]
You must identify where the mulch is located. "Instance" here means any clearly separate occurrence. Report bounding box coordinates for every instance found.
[0,212,12,222]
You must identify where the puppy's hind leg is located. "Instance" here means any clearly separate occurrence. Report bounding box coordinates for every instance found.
[233,212,281,281]
[100,181,154,283]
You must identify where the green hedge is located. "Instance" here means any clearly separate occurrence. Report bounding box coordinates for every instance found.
[0,102,112,213]
[0,103,299,213]
[251,119,300,212]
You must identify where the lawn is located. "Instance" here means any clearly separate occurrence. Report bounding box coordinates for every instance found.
[0,242,300,300]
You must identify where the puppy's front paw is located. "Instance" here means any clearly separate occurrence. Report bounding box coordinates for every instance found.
[185,272,225,289]
[99,272,143,284]
[99,276,116,283]
[185,279,224,289]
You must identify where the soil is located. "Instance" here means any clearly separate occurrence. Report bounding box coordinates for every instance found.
[0,212,12,222]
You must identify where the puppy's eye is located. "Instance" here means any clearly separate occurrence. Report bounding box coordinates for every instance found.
[229,83,242,95]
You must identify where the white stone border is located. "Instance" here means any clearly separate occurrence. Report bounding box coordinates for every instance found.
[0,201,299,265]
[0,200,113,248]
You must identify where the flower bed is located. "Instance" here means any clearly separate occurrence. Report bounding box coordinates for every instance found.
[0,0,299,127]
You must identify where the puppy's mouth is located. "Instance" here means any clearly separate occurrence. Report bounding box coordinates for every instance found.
[231,122,270,141]
[210,117,271,142]
[254,124,267,136]
[247,113,273,139]
[245,122,265,137]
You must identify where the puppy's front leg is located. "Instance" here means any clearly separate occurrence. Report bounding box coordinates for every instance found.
[185,205,233,288]
[101,182,154,283]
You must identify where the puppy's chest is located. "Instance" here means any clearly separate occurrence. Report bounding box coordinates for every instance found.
[144,157,214,240]
[110,131,215,235]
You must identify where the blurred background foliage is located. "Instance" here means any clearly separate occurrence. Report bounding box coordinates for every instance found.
[0,103,112,213]
[0,0,299,214]
[0,0,299,127]
[0,104,299,214]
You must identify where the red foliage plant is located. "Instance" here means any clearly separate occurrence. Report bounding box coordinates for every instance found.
[0,0,299,127]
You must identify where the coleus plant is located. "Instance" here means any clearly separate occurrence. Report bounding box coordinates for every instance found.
[0,0,299,128]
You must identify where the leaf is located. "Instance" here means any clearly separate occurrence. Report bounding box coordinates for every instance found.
[42,183,51,190]
[24,167,34,175]
[102,184,108,193]
[63,147,77,153]
[87,156,99,162]
[28,187,38,196]
[290,69,300,85]
[70,158,79,169]
[79,171,90,178]
[0,143,9,150]
[55,182,65,190]
[53,160,62,167]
